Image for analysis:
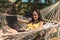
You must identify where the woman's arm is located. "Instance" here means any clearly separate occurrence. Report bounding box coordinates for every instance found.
[39,21,44,29]
[17,18,29,23]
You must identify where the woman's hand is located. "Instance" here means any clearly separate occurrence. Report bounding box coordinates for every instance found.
[17,17,22,21]
[20,27,26,31]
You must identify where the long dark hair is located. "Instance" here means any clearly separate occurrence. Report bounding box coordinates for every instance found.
[30,9,43,23]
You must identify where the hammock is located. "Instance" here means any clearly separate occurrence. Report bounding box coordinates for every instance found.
[40,1,60,21]
[0,1,60,40]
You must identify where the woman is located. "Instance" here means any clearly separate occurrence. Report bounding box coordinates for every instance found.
[18,9,44,30]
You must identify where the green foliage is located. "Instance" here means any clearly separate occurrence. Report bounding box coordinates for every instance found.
[0,0,57,15]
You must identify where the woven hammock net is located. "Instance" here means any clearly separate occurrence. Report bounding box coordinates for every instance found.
[40,1,60,22]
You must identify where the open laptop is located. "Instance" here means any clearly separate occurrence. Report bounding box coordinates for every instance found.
[6,16,17,27]
[6,16,24,32]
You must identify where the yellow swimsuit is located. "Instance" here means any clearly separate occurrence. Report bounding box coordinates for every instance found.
[26,22,40,30]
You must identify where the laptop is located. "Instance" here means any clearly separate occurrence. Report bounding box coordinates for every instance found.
[6,16,17,27]
[6,16,25,32]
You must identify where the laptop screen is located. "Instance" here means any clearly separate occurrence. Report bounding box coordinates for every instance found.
[6,16,18,27]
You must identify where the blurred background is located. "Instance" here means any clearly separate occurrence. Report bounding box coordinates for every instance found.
[0,0,59,15]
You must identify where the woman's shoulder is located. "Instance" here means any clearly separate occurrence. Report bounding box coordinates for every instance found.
[39,21,44,24]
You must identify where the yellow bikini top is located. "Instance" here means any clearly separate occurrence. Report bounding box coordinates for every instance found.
[26,22,40,30]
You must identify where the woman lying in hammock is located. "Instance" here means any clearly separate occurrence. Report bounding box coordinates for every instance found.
[18,9,44,31]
